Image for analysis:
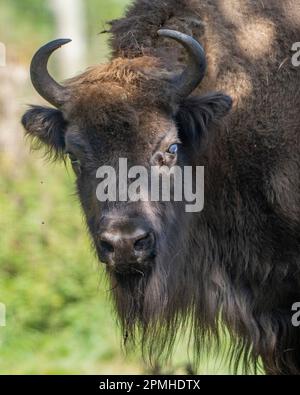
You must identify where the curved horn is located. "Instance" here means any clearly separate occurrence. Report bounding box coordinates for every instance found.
[157,29,207,98]
[30,39,71,107]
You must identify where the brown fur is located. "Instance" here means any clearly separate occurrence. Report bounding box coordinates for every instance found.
[22,0,300,374]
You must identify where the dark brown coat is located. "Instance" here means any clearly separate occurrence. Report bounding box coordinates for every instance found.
[22,0,300,374]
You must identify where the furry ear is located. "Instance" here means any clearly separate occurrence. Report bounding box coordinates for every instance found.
[175,93,232,151]
[21,106,67,160]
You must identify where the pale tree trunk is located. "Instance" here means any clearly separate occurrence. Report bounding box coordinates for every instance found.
[50,0,87,79]
[0,64,28,161]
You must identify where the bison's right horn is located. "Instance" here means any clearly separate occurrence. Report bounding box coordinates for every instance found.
[30,39,71,108]
[158,29,207,98]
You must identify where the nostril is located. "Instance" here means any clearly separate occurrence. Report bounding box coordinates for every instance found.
[134,233,154,252]
[100,240,114,254]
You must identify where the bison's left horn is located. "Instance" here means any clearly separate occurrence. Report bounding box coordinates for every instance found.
[158,29,207,98]
[30,39,71,108]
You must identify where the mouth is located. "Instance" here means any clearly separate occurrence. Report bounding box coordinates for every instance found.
[106,256,156,277]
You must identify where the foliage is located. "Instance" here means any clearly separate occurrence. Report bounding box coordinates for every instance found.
[0,0,131,64]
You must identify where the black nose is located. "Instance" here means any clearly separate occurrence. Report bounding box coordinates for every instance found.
[98,221,155,266]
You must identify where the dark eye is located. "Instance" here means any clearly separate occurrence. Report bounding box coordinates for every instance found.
[167,143,179,155]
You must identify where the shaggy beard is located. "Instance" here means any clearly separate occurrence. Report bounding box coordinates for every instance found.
[108,251,189,364]
[106,207,217,366]
[107,254,263,373]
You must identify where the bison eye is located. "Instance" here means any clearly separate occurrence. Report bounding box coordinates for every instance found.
[67,152,82,176]
[167,144,179,155]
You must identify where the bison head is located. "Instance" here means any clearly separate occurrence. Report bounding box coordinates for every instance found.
[22,31,232,359]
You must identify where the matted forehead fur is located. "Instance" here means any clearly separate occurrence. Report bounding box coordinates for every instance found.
[63,56,178,165]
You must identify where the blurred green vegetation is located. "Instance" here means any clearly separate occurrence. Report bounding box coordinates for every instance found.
[0,0,245,374]
[0,0,130,64]
[0,0,53,63]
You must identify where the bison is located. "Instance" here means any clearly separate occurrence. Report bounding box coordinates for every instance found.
[22,0,300,374]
